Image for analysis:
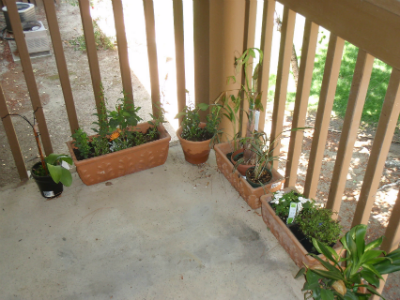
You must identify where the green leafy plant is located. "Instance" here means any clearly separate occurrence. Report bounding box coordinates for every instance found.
[69,20,114,52]
[270,190,314,222]
[72,90,165,160]
[297,206,342,246]
[33,153,73,187]
[297,224,400,300]
[175,102,222,143]
[71,128,90,159]
[8,113,73,187]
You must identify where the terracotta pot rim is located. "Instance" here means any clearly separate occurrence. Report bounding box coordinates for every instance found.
[176,123,213,144]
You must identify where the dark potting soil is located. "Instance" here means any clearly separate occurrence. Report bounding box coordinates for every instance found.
[181,127,214,142]
[73,128,160,161]
[246,168,272,184]
[269,202,333,256]
[226,152,233,162]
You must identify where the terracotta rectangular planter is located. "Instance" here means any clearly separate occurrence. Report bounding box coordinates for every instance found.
[67,122,171,186]
[214,142,285,209]
[260,187,343,268]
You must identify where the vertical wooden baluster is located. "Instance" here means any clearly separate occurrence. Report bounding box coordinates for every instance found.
[143,0,161,118]
[173,0,186,122]
[78,0,103,112]
[4,0,53,155]
[240,0,258,135]
[0,84,28,180]
[112,0,134,104]
[303,34,345,199]
[285,19,319,188]
[193,0,209,121]
[270,6,296,159]
[326,50,374,215]
[258,0,276,132]
[43,0,79,134]
[372,190,400,299]
[352,68,400,226]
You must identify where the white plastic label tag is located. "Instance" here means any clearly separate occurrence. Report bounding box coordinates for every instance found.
[271,182,281,189]
[287,202,297,224]
[254,110,260,131]
[43,191,55,198]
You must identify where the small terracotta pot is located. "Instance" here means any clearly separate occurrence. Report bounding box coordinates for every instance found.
[230,148,254,176]
[177,123,212,165]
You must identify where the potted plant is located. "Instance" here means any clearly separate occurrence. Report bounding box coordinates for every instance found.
[297,224,400,300]
[222,48,264,172]
[67,93,171,185]
[8,113,73,198]
[175,102,222,164]
[260,187,343,268]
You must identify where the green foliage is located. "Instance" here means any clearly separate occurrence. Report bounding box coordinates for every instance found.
[270,190,314,221]
[71,128,90,159]
[297,206,342,246]
[217,93,242,151]
[229,48,264,111]
[175,103,222,142]
[108,94,142,132]
[300,225,400,300]
[34,154,73,187]
[69,20,114,52]
[304,38,395,126]
[73,90,164,159]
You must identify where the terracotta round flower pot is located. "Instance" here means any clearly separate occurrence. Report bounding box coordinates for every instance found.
[177,123,212,165]
[230,148,254,176]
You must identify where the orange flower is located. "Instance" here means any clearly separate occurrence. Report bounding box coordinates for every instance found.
[109,129,121,141]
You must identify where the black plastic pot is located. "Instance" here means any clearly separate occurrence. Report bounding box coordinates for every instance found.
[245,166,272,188]
[31,162,63,199]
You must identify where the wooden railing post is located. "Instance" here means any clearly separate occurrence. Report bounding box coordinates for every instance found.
[209,0,245,140]
[352,68,400,227]
[112,0,134,104]
[4,0,53,155]
[193,0,210,121]
[285,19,319,188]
[326,50,374,215]
[143,0,161,119]
[258,0,276,132]
[78,0,103,113]
[303,34,344,199]
[43,0,79,135]
[173,0,186,122]
[372,189,400,299]
[270,6,296,159]
[240,0,258,135]
[0,84,28,181]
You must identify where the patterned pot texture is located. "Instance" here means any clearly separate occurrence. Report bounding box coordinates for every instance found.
[214,142,285,209]
[260,187,343,268]
[177,123,212,165]
[67,122,171,186]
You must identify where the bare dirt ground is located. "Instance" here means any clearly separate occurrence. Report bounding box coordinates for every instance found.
[1,2,400,299]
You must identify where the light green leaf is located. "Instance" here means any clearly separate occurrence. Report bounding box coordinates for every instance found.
[47,163,61,184]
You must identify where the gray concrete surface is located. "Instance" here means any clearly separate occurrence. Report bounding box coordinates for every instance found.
[0,145,305,300]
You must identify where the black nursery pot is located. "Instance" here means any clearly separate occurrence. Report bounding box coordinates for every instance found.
[31,162,63,199]
[245,166,272,188]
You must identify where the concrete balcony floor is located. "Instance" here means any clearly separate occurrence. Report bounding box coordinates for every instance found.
[0,144,305,299]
